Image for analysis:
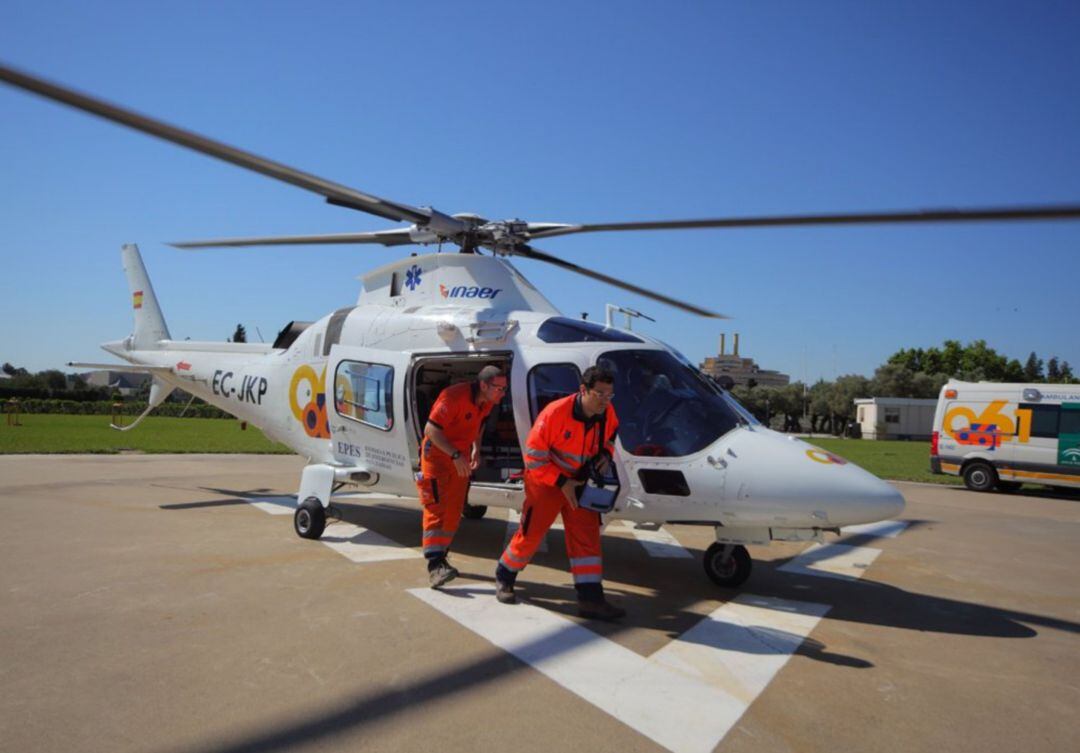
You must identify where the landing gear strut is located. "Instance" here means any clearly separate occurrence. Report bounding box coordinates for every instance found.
[703,542,752,588]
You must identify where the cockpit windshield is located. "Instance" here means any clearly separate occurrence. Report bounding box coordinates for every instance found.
[598,349,744,457]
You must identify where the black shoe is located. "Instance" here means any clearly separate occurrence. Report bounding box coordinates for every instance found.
[428,560,459,588]
[495,580,517,604]
[578,598,625,621]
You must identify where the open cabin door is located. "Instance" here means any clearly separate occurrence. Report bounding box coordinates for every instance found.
[409,353,526,510]
[328,345,415,496]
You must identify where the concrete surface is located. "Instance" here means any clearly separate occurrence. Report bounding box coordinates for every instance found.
[1,455,1077,753]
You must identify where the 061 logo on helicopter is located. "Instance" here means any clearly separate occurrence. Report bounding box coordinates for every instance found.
[289,364,329,439]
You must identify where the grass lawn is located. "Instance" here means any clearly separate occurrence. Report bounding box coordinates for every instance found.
[803,436,961,485]
[0,414,293,454]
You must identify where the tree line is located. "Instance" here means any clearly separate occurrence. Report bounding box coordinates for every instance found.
[727,340,1076,435]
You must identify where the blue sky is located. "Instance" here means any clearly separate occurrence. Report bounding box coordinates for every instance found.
[2,1,1078,382]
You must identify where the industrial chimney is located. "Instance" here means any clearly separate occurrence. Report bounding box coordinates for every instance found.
[719,333,726,356]
[734,333,740,357]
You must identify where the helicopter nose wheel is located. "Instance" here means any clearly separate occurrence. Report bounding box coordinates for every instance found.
[703,543,752,588]
[462,501,488,520]
[294,496,327,540]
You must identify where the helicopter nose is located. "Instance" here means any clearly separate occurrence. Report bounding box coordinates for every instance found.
[720,430,905,527]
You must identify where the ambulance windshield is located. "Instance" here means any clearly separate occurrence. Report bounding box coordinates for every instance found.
[599,349,743,457]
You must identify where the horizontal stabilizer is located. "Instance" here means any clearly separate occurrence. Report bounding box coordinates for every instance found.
[68,362,174,374]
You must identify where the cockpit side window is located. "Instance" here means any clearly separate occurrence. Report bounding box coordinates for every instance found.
[528,363,581,421]
[537,317,643,344]
[598,349,741,456]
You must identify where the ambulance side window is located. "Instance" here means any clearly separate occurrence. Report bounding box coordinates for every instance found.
[528,363,581,421]
[335,360,394,430]
[1061,408,1080,435]
[1021,403,1059,439]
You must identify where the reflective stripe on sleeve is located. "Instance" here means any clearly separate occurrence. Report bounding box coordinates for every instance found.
[551,447,589,465]
[572,572,602,584]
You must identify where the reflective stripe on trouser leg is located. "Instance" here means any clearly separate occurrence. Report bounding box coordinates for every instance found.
[499,476,563,572]
[418,452,469,558]
[563,504,603,584]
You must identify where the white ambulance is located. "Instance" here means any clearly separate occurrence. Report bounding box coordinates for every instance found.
[931,380,1080,492]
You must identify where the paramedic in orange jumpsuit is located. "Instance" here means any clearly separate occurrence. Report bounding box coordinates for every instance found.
[495,366,625,620]
[419,365,508,587]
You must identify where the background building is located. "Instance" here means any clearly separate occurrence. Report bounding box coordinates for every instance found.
[81,370,150,397]
[853,397,937,440]
[699,333,790,387]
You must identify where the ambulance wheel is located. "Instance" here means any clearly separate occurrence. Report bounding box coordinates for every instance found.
[962,462,997,492]
[996,480,1023,492]
[462,502,488,520]
[704,543,752,588]
[294,497,326,539]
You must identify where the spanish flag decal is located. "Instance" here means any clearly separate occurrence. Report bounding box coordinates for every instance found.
[133,290,144,309]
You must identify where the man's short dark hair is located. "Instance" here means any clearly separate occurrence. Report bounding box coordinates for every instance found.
[581,365,614,389]
[477,365,505,383]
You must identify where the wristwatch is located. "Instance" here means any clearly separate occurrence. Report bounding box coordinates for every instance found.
[451,450,461,460]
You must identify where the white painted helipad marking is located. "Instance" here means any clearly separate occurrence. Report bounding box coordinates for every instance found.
[841,520,908,539]
[246,495,296,515]
[333,491,416,503]
[319,521,421,563]
[778,542,883,580]
[242,496,420,563]
[411,585,828,753]
[618,521,693,558]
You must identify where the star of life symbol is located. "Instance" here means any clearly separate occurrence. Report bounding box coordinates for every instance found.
[405,264,422,291]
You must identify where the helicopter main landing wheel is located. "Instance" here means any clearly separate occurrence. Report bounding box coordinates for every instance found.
[462,502,488,520]
[294,496,326,540]
[704,543,752,588]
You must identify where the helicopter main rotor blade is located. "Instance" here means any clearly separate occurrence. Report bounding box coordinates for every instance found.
[509,244,726,319]
[169,229,418,249]
[0,63,430,225]
[525,204,1080,240]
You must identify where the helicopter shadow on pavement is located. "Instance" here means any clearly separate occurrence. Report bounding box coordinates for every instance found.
[163,493,1077,642]
[157,487,285,511]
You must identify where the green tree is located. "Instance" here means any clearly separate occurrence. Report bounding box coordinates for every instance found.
[1023,352,1044,381]
[41,369,68,391]
[1060,361,1076,383]
[230,323,247,343]
[1047,357,1061,382]
[808,380,834,433]
[872,363,914,397]
[911,371,950,398]
[773,382,806,432]
[731,385,765,421]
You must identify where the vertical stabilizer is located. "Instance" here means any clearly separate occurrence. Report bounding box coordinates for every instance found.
[121,244,170,347]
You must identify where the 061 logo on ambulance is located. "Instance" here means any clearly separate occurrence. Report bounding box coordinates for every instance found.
[943,400,1035,450]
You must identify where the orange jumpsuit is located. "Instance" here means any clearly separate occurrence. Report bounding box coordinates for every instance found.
[498,393,618,588]
[418,381,494,559]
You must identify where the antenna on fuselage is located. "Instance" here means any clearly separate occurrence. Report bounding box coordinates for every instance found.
[605,303,655,330]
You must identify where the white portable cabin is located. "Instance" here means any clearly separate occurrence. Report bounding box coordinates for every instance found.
[853,397,937,440]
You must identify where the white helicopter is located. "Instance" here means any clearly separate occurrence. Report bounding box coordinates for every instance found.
[4,63,1079,588]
